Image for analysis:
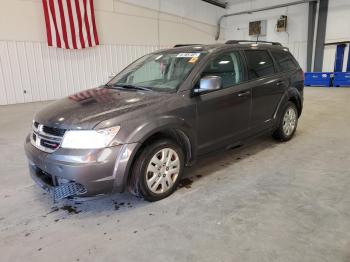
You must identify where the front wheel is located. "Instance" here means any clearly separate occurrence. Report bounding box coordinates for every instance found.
[273,102,298,141]
[128,139,184,202]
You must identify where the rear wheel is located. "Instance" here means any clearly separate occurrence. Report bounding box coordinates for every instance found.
[273,101,298,141]
[128,139,184,202]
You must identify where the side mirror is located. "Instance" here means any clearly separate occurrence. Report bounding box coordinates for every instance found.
[194,76,222,95]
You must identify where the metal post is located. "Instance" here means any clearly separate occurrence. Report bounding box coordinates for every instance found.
[307,1,317,72]
[313,0,329,72]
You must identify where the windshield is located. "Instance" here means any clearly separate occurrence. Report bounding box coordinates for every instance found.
[107,51,207,92]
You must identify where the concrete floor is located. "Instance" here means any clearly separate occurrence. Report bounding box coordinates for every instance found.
[0,87,350,262]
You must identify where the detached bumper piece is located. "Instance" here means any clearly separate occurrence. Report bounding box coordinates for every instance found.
[29,164,86,202]
[52,182,86,202]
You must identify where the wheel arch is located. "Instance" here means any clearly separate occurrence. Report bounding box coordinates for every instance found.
[121,122,196,192]
[135,127,194,165]
[274,87,303,122]
[288,94,302,116]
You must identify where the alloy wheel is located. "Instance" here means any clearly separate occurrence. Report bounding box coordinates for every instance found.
[282,107,297,136]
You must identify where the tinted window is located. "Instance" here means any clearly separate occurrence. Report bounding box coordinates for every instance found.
[201,51,243,88]
[271,50,298,72]
[245,50,275,79]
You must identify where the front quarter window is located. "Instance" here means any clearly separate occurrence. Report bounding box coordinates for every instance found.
[108,51,207,92]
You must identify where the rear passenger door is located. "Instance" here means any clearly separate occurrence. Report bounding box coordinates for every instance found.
[270,49,304,90]
[244,49,285,131]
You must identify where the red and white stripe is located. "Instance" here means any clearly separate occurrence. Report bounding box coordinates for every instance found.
[42,0,99,49]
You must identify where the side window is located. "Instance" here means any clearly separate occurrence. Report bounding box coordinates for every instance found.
[244,50,276,79]
[201,51,243,89]
[271,50,298,72]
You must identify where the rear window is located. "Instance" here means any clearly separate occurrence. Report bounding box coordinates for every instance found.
[271,50,298,72]
[244,50,276,79]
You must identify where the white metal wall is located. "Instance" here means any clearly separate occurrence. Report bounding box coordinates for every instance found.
[0,41,166,105]
[323,45,350,72]
[224,2,309,71]
[285,41,308,71]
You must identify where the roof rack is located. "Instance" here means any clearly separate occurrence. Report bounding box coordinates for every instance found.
[173,44,202,47]
[225,40,282,46]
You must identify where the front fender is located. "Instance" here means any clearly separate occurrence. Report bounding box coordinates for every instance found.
[111,115,196,192]
[126,115,195,144]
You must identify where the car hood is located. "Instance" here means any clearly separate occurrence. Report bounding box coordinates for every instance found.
[35,87,167,130]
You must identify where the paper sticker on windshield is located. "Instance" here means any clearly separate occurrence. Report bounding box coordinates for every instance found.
[188,57,199,63]
[176,53,200,58]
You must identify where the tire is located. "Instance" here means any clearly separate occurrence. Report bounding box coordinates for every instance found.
[273,101,298,142]
[128,139,185,202]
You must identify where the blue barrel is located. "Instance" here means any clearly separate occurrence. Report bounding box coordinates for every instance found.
[304,72,332,87]
[333,72,350,87]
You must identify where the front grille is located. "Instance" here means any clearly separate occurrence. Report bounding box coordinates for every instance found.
[31,122,66,153]
[43,125,66,137]
[40,139,60,150]
[35,168,55,187]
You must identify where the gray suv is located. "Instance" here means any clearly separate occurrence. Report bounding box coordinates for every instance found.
[24,40,304,202]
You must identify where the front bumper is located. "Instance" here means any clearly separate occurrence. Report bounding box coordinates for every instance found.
[24,135,139,201]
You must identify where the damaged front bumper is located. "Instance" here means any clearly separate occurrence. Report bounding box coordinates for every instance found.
[24,135,139,202]
[29,164,87,202]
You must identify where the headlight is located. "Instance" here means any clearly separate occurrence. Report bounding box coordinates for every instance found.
[61,126,120,149]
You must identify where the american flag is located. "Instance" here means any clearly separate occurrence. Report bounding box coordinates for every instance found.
[42,0,99,49]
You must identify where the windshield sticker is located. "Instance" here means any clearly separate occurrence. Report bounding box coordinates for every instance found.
[176,53,201,58]
[188,56,199,63]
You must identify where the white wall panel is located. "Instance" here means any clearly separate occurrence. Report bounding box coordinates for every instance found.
[323,45,336,72]
[121,0,225,26]
[0,50,7,105]
[224,0,350,71]
[224,2,309,71]
[0,40,166,105]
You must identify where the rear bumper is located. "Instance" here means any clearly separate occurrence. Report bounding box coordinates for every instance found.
[24,135,139,200]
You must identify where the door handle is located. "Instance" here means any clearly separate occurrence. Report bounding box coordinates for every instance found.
[237,91,251,97]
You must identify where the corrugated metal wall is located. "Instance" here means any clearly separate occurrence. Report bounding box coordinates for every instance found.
[277,41,308,71]
[0,41,166,105]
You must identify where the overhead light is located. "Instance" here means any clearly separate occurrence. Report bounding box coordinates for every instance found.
[219,60,230,64]
[259,61,266,65]
[201,0,227,9]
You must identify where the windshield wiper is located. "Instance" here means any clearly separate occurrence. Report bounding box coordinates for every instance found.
[111,84,152,91]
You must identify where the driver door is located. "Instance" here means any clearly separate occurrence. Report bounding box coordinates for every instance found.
[195,50,251,155]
